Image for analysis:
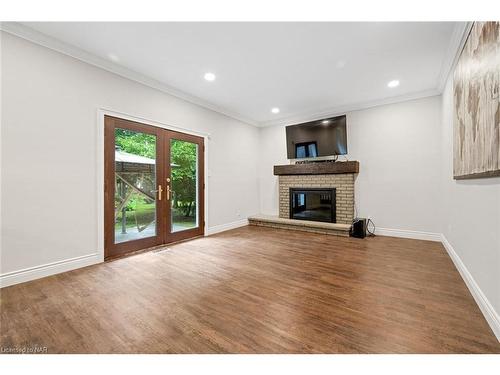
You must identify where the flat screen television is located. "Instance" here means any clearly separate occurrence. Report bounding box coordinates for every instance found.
[285,115,347,159]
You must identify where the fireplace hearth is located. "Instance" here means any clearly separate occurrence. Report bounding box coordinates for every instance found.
[290,188,336,223]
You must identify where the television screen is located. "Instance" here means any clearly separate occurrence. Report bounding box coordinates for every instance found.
[285,115,347,159]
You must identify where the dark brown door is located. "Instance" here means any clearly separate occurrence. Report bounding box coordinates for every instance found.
[104,116,204,259]
[164,130,205,243]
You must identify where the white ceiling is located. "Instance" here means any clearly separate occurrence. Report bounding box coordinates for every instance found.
[16,22,466,126]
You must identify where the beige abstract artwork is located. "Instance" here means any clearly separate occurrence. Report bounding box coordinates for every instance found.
[453,21,500,179]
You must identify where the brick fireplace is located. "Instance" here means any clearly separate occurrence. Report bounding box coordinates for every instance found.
[279,173,354,224]
[249,161,359,237]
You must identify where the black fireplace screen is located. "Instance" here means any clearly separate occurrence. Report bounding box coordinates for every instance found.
[289,188,336,223]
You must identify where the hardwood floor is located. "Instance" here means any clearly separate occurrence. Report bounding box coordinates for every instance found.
[1,226,499,353]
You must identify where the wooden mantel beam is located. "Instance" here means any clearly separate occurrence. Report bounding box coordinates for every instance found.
[273,161,359,175]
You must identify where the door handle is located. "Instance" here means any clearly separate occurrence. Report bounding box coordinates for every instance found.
[166,185,171,201]
[157,185,163,201]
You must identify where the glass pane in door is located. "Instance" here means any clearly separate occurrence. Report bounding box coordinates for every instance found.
[170,139,198,232]
[114,128,157,243]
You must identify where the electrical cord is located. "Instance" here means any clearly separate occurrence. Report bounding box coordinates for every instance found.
[366,218,376,236]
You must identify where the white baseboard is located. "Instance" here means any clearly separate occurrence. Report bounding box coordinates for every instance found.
[0,253,101,288]
[368,227,500,342]
[1,218,250,288]
[376,227,500,341]
[2,223,498,344]
[375,227,442,242]
[440,234,500,342]
[206,219,249,236]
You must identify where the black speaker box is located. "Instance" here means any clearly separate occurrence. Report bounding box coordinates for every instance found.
[350,218,367,239]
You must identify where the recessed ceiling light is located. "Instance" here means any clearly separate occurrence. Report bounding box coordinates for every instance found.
[204,72,216,82]
[387,80,400,88]
[322,120,330,124]
[271,107,280,114]
[336,60,346,69]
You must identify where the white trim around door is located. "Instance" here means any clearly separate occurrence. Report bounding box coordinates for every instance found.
[96,108,210,262]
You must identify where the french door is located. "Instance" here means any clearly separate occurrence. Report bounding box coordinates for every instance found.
[104,116,204,259]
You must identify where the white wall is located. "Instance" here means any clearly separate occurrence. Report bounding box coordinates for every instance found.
[259,96,443,235]
[1,31,499,340]
[0,32,259,279]
[440,76,500,321]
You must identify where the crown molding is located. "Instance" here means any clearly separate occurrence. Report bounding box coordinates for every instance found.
[1,22,470,129]
[436,21,473,92]
[259,88,441,127]
[0,22,259,127]
[262,22,471,128]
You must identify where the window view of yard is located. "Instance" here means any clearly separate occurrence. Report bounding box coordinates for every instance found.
[113,129,198,243]
[170,139,198,232]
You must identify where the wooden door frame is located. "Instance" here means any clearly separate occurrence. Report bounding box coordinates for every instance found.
[104,116,166,259]
[99,108,210,262]
[164,130,205,243]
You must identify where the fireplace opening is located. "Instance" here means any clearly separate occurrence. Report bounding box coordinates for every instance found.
[289,188,336,223]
